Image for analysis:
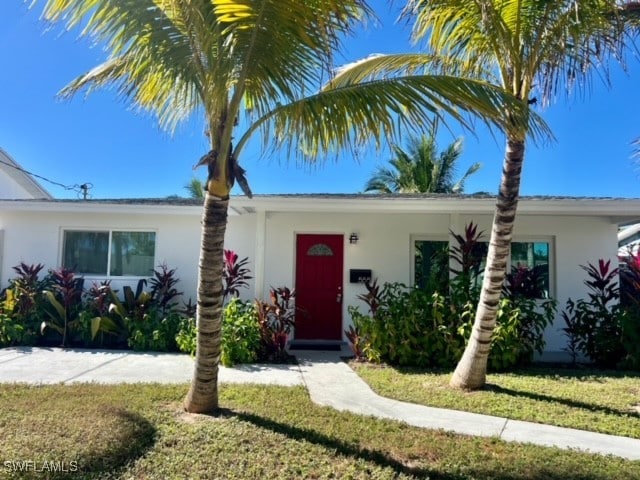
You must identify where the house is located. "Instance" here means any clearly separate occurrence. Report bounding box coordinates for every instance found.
[0,148,52,200]
[1,191,640,360]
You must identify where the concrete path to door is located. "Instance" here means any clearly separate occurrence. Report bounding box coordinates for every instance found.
[1,346,639,461]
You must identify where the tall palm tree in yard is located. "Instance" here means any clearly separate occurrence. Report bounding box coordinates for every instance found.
[397,0,640,389]
[40,0,538,412]
[364,131,480,193]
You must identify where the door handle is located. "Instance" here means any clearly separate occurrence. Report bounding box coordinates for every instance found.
[336,293,342,303]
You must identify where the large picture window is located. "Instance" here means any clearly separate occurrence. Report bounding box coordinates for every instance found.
[412,237,552,299]
[62,230,156,277]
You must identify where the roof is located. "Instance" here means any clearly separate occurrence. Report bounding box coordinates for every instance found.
[1,194,640,224]
[0,148,52,200]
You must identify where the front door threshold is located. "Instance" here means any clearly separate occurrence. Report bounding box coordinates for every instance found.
[288,340,346,352]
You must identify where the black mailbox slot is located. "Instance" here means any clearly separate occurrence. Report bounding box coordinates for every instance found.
[350,269,372,284]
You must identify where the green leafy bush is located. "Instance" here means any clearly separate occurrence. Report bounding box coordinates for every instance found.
[255,287,296,363]
[349,282,468,367]
[0,311,25,347]
[619,253,640,370]
[0,263,51,346]
[221,298,260,366]
[348,222,556,370]
[563,257,640,370]
[175,316,197,356]
[78,281,127,348]
[561,260,626,368]
[491,295,556,370]
[41,267,85,347]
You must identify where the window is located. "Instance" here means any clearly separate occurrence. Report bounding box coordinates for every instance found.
[62,230,156,276]
[413,240,449,291]
[509,241,551,299]
[473,240,552,299]
[412,237,552,299]
[307,243,334,256]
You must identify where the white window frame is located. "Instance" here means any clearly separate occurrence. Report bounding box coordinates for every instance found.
[60,228,157,279]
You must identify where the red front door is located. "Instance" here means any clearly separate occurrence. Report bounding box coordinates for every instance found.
[295,234,344,340]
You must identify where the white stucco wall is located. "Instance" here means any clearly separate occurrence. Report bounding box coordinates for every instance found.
[251,211,619,357]
[0,209,202,306]
[0,200,622,359]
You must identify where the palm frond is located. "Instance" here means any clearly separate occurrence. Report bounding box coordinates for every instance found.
[236,72,552,163]
[322,52,551,141]
[215,0,373,119]
[405,0,640,107]
[451,161,482,194]
[43,0,218,131]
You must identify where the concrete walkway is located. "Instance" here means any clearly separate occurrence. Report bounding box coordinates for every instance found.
[1,346,639,461]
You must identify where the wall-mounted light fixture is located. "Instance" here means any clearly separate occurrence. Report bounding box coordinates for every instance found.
[349,233,359,245]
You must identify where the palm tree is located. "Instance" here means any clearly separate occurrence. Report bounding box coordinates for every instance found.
[395,0,640,389]
[40,0,538,413]
[364,132,480,193]
[184,178,205,200]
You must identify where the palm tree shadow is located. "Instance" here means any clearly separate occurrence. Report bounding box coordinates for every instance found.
[223,409,619,480]
[225,408,460,480]
[18,409,157,480]
[483,383,639,419]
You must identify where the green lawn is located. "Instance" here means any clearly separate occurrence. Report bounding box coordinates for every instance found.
[0,383,639,479]
[352,363,640,440]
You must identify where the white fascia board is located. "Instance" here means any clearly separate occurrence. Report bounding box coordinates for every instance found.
[229,195,640,222]
[2,196,639,223]
[0,200,206,216]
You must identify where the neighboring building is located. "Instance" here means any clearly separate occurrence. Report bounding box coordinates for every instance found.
[0,148,52,200]
[1,194,639,360]
[618,223,640,259]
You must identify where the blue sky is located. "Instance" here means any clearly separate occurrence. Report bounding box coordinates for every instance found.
[1,1,639,200]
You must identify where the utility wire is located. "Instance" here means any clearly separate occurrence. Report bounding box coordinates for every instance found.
[0,158,92,199]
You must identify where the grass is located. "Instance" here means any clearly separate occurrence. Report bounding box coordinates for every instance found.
[351,362,640,440]
[0,383,639,479]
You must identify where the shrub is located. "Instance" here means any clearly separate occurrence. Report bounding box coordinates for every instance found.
[1,261,195,353]
[619,252,640,370]
[0,263,51,345]
[221,298,260,366]
[223,250,252,299]
[255,287,296,363]
[491,295,556,370]
[78,281,127,348]
[149,263,183,314]
[41,267,85,347]
[175,316,197,356]
[561,260,626,368]
[348,222,555,370]
[348,280,471,368]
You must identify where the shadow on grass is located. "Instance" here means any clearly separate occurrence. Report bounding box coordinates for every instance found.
[484,383,640,420]
[506,364,640,381]
[226,409,617,480]
[230,409,463,480]
[12,408,156,480]
[388,364,640,419]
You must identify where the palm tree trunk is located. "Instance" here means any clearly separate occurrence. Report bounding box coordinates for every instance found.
[450,138,525,390]
[184,193,228,413]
